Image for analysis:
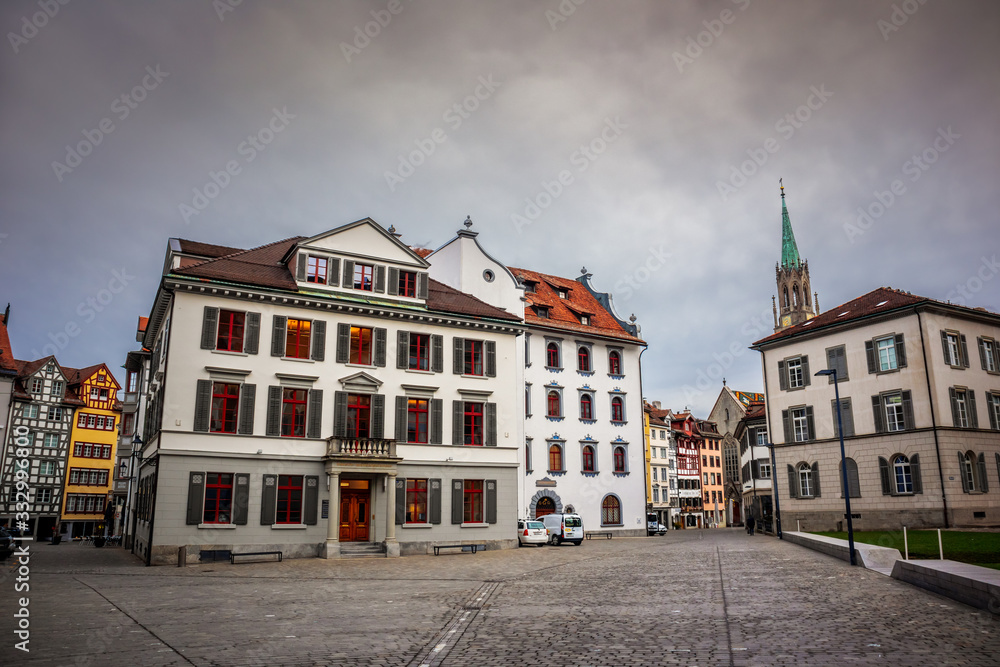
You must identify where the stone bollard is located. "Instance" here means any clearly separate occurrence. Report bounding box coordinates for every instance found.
[178,545,187,567]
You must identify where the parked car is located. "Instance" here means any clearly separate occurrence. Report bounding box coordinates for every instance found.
[517,519,548,547]
[649,523,668,536]
[0,527,18,560]
[541,513,584,546]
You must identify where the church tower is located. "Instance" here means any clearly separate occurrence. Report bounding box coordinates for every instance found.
[772,181,818,332]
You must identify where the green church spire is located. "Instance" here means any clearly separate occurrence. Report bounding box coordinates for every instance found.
[780,179,801,268]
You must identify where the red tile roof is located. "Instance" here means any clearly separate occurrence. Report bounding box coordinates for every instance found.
[10,356,86,405]
[427,279,522,322]
[743,402,766,420]
[411,247,434,259]
[177,239,243,258]
[0,312,16,374]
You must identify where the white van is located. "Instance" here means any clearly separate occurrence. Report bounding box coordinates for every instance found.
[541,513,584,546]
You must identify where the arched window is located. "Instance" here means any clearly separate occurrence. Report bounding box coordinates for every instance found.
[793,285,799,307]
[613,446,626,472]
[608,351,622,375]
[840,458,861,498]
[535,496,555,518]
[580,394,593,420]
[546,342,560,368]
[601,495,621,525]
[548,444,563,472]
[582,445,595,472]
[547,391,561,417]
[893,455,913,494]
[798,463,813,497]
[611,396,624,422]
[578,347,590,372]
[783,286,789,308]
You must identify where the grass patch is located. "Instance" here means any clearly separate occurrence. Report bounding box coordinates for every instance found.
[813,530,1000,569]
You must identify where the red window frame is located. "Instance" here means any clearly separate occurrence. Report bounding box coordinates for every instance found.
[407,398,429,443]
[216,310,245,352]
[464,340,483,376]
[275,474,303,524]
[346,394,371,438]
[210,382,240,434]
[580,394,593,420]
[122,413,135,436]
[582,445,595,472]
[546,343,560,368]
[548,444,563,472]
[306,256,328,284]
[31,378,43,393]
[203,472,233,524]
[350,326,373,365]
[354,263,374,291]
[281,388,307,438]
[602,495,621,525]
[609,351,622,375]
[547,391,561,417]
[463,480,483,523]
[405,478,427,523]
[398,270,417,297]
[613,447,626,472]
[409,333,430,371]
[463,401,483,446]
[126,370,139,393]
[578,347,590,372]
[611,397,624,422]
[285,319,312,359]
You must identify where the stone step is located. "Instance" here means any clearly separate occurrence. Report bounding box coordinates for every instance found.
[339,543,386,558]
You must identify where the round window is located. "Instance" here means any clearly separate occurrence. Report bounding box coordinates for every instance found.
[483,269,495,283]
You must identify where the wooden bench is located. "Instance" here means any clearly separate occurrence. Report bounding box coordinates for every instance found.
[230,550,282,564]
[433,543,485,556]
[586,531,612,540]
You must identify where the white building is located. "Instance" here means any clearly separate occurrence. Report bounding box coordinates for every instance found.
[646,403,677,528]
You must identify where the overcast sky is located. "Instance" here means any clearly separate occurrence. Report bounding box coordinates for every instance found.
[2,0,997,416]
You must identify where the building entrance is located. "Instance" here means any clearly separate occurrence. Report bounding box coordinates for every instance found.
[339,480,370,542]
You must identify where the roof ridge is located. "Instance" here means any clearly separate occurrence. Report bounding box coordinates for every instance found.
[176,236,305,273]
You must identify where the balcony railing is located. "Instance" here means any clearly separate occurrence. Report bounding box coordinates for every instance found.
[326,438,397,459]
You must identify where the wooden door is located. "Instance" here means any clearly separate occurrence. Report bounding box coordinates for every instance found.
[339,490,370,542]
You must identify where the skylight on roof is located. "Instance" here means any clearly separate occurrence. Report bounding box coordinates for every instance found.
[875,300,888,307]
[802,320,814,325]
[837,311,850,317]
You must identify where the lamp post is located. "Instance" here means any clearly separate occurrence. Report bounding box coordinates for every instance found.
[765,441,782,539]
[815,368,856,566]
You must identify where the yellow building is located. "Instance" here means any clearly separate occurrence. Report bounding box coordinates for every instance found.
[60,364,121,537]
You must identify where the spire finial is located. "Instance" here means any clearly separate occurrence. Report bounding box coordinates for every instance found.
[463,215,473,229]
[780,177,784,198]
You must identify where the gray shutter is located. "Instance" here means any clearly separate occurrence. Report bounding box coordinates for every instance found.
[911,454,922,494]
[805,405,815,440]
[371,394,385,439]
[266,386,282,437]
[303,476,319,525]
[989,393,999,430]
[327,258,340,287]
[895,333,906,368]
[307,389,323,438]
[374,265,386,293]
[186,471,205,525]
[978,453,989,492]
[485,402,497,446]
[959,452,970,493]
[296,252,307,281]
[960,334,970,368]
[394,396,407,442]
[811,462,820,497]
[901,390,914,430]
[396,331,409,369]
[260,474,277,525]
[778,361,787,390]
[831,400,840,439]
[343,260,354,287]
[430,399,443,444]
[949,387,960,426]
[394,477,405,524]
[387,267,399,296]
[751,459,760,479]
[941,330,950,364]
[848,459,861,498]
[429,479,441,524]
[781,409,791,443]
[333,391,348,438]
[245,312,260,354]
[453,338,464,374]
[451,479,463,524]
[271,316,286,357]
[801,356,810,385]
[968,390,979,429]
[865,340,877,374]
[872,395,885,433]
[431,335,444,373]
[826,347,838,380]
[336,323,350,363]
[232,473,250,525]
[486,479,497,524]
[238,383,255,435]
[485,341,496,378]
[194,380,212,432]
[311,320,326,361]
[417,272,429,299]
[878,457,891,495]
[978,337,988,370]
[453,400,464,445]
[841,399,855,437]
[787,465,798,499]
[374,328,387,367]
[201,307,219,350]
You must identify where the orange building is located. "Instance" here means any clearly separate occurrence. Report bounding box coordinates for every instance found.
[697,419,725,527]
[60,364,121,537]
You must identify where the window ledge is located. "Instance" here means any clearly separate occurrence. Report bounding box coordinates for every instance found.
[344,362,374,369]
[211,350,249,358]
[270,524,308,530]
[545,367,564,372]
[198,523,236,529]
[608,374,625,380]
[579,418,596,424]
[460,374,488,380]
[546,416,564,422]
[613,471,630,477]
[581,471,599,476]
[461,522,489,528]
[577,370,595,377]
[402,523,433,529]
[282,357,315,364]
[404,368,435,375]
[601,523,624,528]
[611,421,627,426]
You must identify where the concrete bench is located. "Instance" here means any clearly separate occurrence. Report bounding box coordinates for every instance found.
[433,544,485,555]
[586,531,612,540]
[230,550,282,564]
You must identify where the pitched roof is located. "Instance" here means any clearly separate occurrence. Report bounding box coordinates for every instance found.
[10,357,86,405]
[508,267,643,343]
[743,402,766,420]
[411,247,434,259]
[177,239,243,258]
[426,279,522,322]
[0,311,16,374]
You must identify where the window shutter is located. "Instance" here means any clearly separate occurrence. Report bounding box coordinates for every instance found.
[485,341,496,377]
[878,457,891,495]
[894,334,906,368]
[751,459,760,479]
[453,338,464,374]
[374,265,386,293]
[374,328,387,367]
[186,471,205,525]
[781,409,791,443]
[826,347,838,380]
[333,391,348,438]
[396,331,409,369]
[485,402,497,446]
[271,316,286,357]
[911,454,922,494]
[811,462,821,497]
[394,396,407,442]
[959,452,970,493]
[260,474,277,525]
[949,387,960,426]
[872,395,885,433]
[238,383,256,435]
[940,330,950,364]
[978,453,989,492]
[865,340,877,374]
[394,477,406,524]
[831,400,841,439]
[968,390,979,429]
[327,258,340,287]
[232,473,250,525]
[801,356,810,385]
[841,399,855,438]
[430,399,443,444]
[960,334,970,368]
[296,252,307,281]
[978,337,988,370]
[387,267,399,296]
[266,386,282,436]
[336,323,350,363]
[429,479,442,524]
[244,312,260,354]
[848,459,861,498]
[989,393,999,431]
[778,361,788,390]
[371,393,385,439]
[787,465,798,498]
[451,480,463,524]
[486,479,497,524]
[194,380,212,432]
[417,272,429,299]
[452,400,463,445]
[901,390,914,430]
[303,475,319,525]
[307,389,323,438]
[201,307,219,350]
[805,405,815,440]
[431,335,444,373]
[311,320,326,361]
[343,260,354,287]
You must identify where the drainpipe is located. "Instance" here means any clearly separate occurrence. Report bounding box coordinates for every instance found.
[917,310,949,528]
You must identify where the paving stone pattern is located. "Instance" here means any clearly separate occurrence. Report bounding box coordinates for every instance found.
[1,531,998,666]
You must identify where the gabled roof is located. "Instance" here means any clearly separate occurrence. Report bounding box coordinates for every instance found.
[11,356,85,405]
[426,279,522,322]
[176,239,243,258]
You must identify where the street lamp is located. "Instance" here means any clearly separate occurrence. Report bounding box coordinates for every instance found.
[815,368,856,566]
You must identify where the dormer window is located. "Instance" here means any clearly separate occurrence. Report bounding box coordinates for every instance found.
[307,256,328,283]
[31,378,43,394]
[353,263,374,291]
[535,306,549,318]
[558,289,567,299]
[580,315,589,325]
[523,281,537,294]
[398,270,417,298]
